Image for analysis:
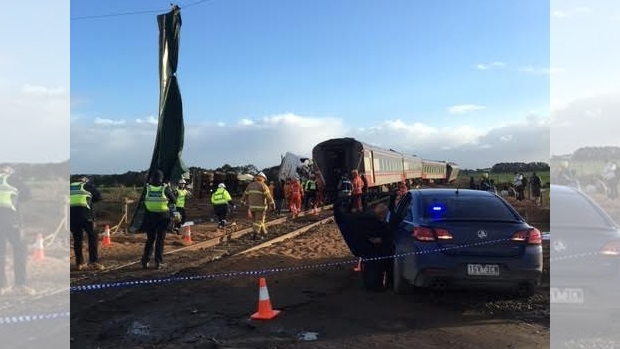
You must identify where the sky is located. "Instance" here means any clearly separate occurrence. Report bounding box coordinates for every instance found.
[1,1,69,164]
[550,0,620,157]
[70,0,551,174]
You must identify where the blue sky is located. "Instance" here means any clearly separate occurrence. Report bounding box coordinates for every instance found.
[71,0,551,174]
[1,0,69,163]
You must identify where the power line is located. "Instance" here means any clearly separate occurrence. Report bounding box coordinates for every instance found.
[70,0,211,21]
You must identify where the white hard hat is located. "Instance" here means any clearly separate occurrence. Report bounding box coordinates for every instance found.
[256,172,267,180]
[179,179,186,184]
[218,183,226,188]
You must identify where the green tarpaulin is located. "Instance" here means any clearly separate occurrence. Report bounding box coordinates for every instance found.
[129,6,189,233]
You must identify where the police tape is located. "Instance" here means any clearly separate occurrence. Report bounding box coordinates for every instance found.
[68,236,606,294]
[0,311,70,326]
[71,237,516,293]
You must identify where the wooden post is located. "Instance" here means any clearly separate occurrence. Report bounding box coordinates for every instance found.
[64,195,69,230]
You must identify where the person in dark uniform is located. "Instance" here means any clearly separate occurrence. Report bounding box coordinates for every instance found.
[0,165,34,295]
[141,170,176,270]
[70,175,104,271]
[333,198,395,291]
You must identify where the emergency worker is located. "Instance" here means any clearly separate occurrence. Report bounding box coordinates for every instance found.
[289,177,303,216]
[350,170,364,212]
[479,173,494,192]
[141,170,176,270]
[70,175,104,271]
[0,165,34,295]
[173,178,191,233]
[304,175,317,210]
[211,183,233,228]
[283,179,292,214]
[241,172,275,240]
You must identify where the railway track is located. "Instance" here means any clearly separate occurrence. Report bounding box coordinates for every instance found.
[69,205,336,286]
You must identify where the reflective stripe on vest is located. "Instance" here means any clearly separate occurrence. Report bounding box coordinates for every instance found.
[211,188,228,205]
[176,189,187,208]
[305,180,316,191]
[144,185,169,212]
[69,182,91,209]
[0,174,18,211]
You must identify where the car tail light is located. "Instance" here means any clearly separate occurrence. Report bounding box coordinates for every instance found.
[601,241,620,255]
[435,228,453,240]
[412,227,435,241]
[511,228,542,245]
[411,227,453,241]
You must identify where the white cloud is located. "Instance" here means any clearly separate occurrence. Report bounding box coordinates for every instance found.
[238,118,254,126]
[94,117,126,126]
[1,81,69,162]
[135,116,158,125]
[70,112,549,174]
[21,83,66,96]
[551,94,620,155]
[475,61,506,70]
[447,104,486,114]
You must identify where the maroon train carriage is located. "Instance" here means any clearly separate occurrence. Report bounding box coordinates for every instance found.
[312,138,458,204]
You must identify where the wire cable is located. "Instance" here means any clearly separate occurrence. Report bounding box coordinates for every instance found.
[70,0,211,21]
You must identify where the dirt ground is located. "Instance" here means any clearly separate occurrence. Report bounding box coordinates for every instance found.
[69,193,552,349]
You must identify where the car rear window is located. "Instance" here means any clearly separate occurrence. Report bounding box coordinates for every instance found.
[552,192,617,228]
[420,195,520,221]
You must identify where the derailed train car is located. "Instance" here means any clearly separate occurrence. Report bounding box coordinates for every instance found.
[312,137,458,203]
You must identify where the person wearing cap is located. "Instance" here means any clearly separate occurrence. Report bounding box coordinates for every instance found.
[70,174,104,271]
[0,165,34,295]
[211,182,233,228]
[141,170,176,270]
[173,178,192,234]
[241,172,275,240]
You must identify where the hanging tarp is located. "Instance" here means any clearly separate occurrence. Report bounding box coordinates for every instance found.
[129,5,189,233]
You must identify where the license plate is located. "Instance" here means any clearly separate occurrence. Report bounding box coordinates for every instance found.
[467,264,500,276]
[550,288,584,304]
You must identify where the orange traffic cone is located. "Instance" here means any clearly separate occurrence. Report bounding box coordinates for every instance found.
[183,225,192,243]
[250,277,281,320]
[32,233,45,262]
[353,257,362,272]
[101,225,112,247]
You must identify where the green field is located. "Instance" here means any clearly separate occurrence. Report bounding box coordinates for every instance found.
[458,171,550,186]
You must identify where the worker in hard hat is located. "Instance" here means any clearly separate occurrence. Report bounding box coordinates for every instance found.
[173,178,192,234]
[479,172,493,192]
[70,175,104,272]
[241,172,275,240]
[0,165,35,295]
[211,183,233,228]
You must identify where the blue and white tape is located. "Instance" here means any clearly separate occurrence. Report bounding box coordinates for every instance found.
[71,237,515,293]
[0,312,70,326]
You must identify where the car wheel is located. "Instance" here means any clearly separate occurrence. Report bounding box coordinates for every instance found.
[393,257,408,295]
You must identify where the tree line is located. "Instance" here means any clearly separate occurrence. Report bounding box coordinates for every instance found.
[2,160,69,180]
[571,146,620,161]
[74,163,271,187]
